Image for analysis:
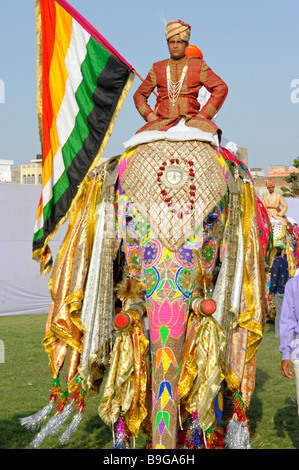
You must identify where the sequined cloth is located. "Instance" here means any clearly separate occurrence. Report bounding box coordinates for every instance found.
[121,140,227,251]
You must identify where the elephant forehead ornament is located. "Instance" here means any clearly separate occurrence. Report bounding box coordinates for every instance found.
[121,140,227,252]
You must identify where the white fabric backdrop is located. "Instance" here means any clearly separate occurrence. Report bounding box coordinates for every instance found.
[285,197,299,224]
[0,183,67,317]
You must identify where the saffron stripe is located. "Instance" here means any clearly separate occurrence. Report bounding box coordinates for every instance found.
[41,19,90,209]
[42,2,73,190]
[40,0,56,164]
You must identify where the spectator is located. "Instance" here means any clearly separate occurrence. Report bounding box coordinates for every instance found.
[279,273,299,415]
[269,246,289,338]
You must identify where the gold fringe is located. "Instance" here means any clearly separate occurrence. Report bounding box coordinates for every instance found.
[47,177,97,299]
[98,311,149,436]
[239,184,264,362]
[115,277,145,304]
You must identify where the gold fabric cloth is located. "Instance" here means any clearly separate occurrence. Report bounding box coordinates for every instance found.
[42,175,103,390]
[78,160,119,395]
[226,183,265,390]
[178,313,225,431]
[98,312,149,437]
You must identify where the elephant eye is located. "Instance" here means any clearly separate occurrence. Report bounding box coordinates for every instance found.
[205,214,218,226]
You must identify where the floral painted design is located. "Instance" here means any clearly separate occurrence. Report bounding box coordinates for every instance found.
[144,267,160,297]
[176,268,194,297]
[149,298,186,344]
[143,242,158,265]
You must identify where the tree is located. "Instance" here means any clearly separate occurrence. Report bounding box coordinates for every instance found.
[280,157,299,197]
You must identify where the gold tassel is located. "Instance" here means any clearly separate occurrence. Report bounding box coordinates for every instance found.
[115,277,144,304]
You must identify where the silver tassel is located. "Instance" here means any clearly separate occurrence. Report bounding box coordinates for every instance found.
[225,418,251,449]
[59,412,83,444]
[19,402,54,431]
[30,403,74,448]
[30,413,59,448]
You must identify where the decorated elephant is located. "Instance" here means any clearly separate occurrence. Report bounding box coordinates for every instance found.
[20,137,268,450]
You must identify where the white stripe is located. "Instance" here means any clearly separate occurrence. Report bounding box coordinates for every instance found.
[42,20,91,209]
[42,146,66,205]
[42,173,53,209]
[56,19,90,150]
[34,213,44,234]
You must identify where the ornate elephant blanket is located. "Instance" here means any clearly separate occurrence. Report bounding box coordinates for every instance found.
[120,140,227,251]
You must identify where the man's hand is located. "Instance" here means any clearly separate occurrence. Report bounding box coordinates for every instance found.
[281,359,292,378]
[146,112,157,123]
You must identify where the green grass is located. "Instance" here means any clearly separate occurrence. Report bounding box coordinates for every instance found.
[0,314,299,449]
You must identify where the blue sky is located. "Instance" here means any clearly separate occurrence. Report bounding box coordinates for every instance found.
[0,0,298,173]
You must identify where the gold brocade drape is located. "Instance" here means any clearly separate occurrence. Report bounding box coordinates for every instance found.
[178,182,265,416]
[42,176,103,390]
[98,312,149,437]
[178,313,225,431]
[225,183,265,391]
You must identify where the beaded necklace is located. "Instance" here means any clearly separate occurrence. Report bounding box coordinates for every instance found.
[166,64,188,105]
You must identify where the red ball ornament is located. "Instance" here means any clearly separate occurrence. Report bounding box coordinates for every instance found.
[200,299,217,316]
[114,312,132,329]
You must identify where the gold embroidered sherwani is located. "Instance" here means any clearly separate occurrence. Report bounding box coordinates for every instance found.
[133,56,228,136]
[262,192,288,225]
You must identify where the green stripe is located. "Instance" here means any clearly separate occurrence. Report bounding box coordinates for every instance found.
[62,38,110,169]
[33,226,44,243]
[42,37,111,225]
[61,36,110,168]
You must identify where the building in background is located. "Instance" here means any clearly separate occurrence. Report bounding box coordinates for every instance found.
[20,155,42,185]
[268,165,299,177]
[11,166,21,184]
[0,159,14,182]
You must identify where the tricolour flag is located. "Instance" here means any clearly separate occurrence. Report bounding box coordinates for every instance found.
[33,0,134,273]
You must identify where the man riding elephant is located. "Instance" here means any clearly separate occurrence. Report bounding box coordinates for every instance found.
[133,20,228,141]
[262,180,288,227]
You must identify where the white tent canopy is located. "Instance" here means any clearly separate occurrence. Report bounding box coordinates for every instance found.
[0,183,66,317]
[285,197,299,225]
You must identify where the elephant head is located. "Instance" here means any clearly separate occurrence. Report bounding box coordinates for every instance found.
[98,140,266,449]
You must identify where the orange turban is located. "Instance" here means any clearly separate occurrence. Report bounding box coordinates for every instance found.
[185,44,203,59]
[165,20,191,42]
[266,180,275,188]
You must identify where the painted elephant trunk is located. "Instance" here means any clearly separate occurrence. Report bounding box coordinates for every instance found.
[147,292,189,449]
